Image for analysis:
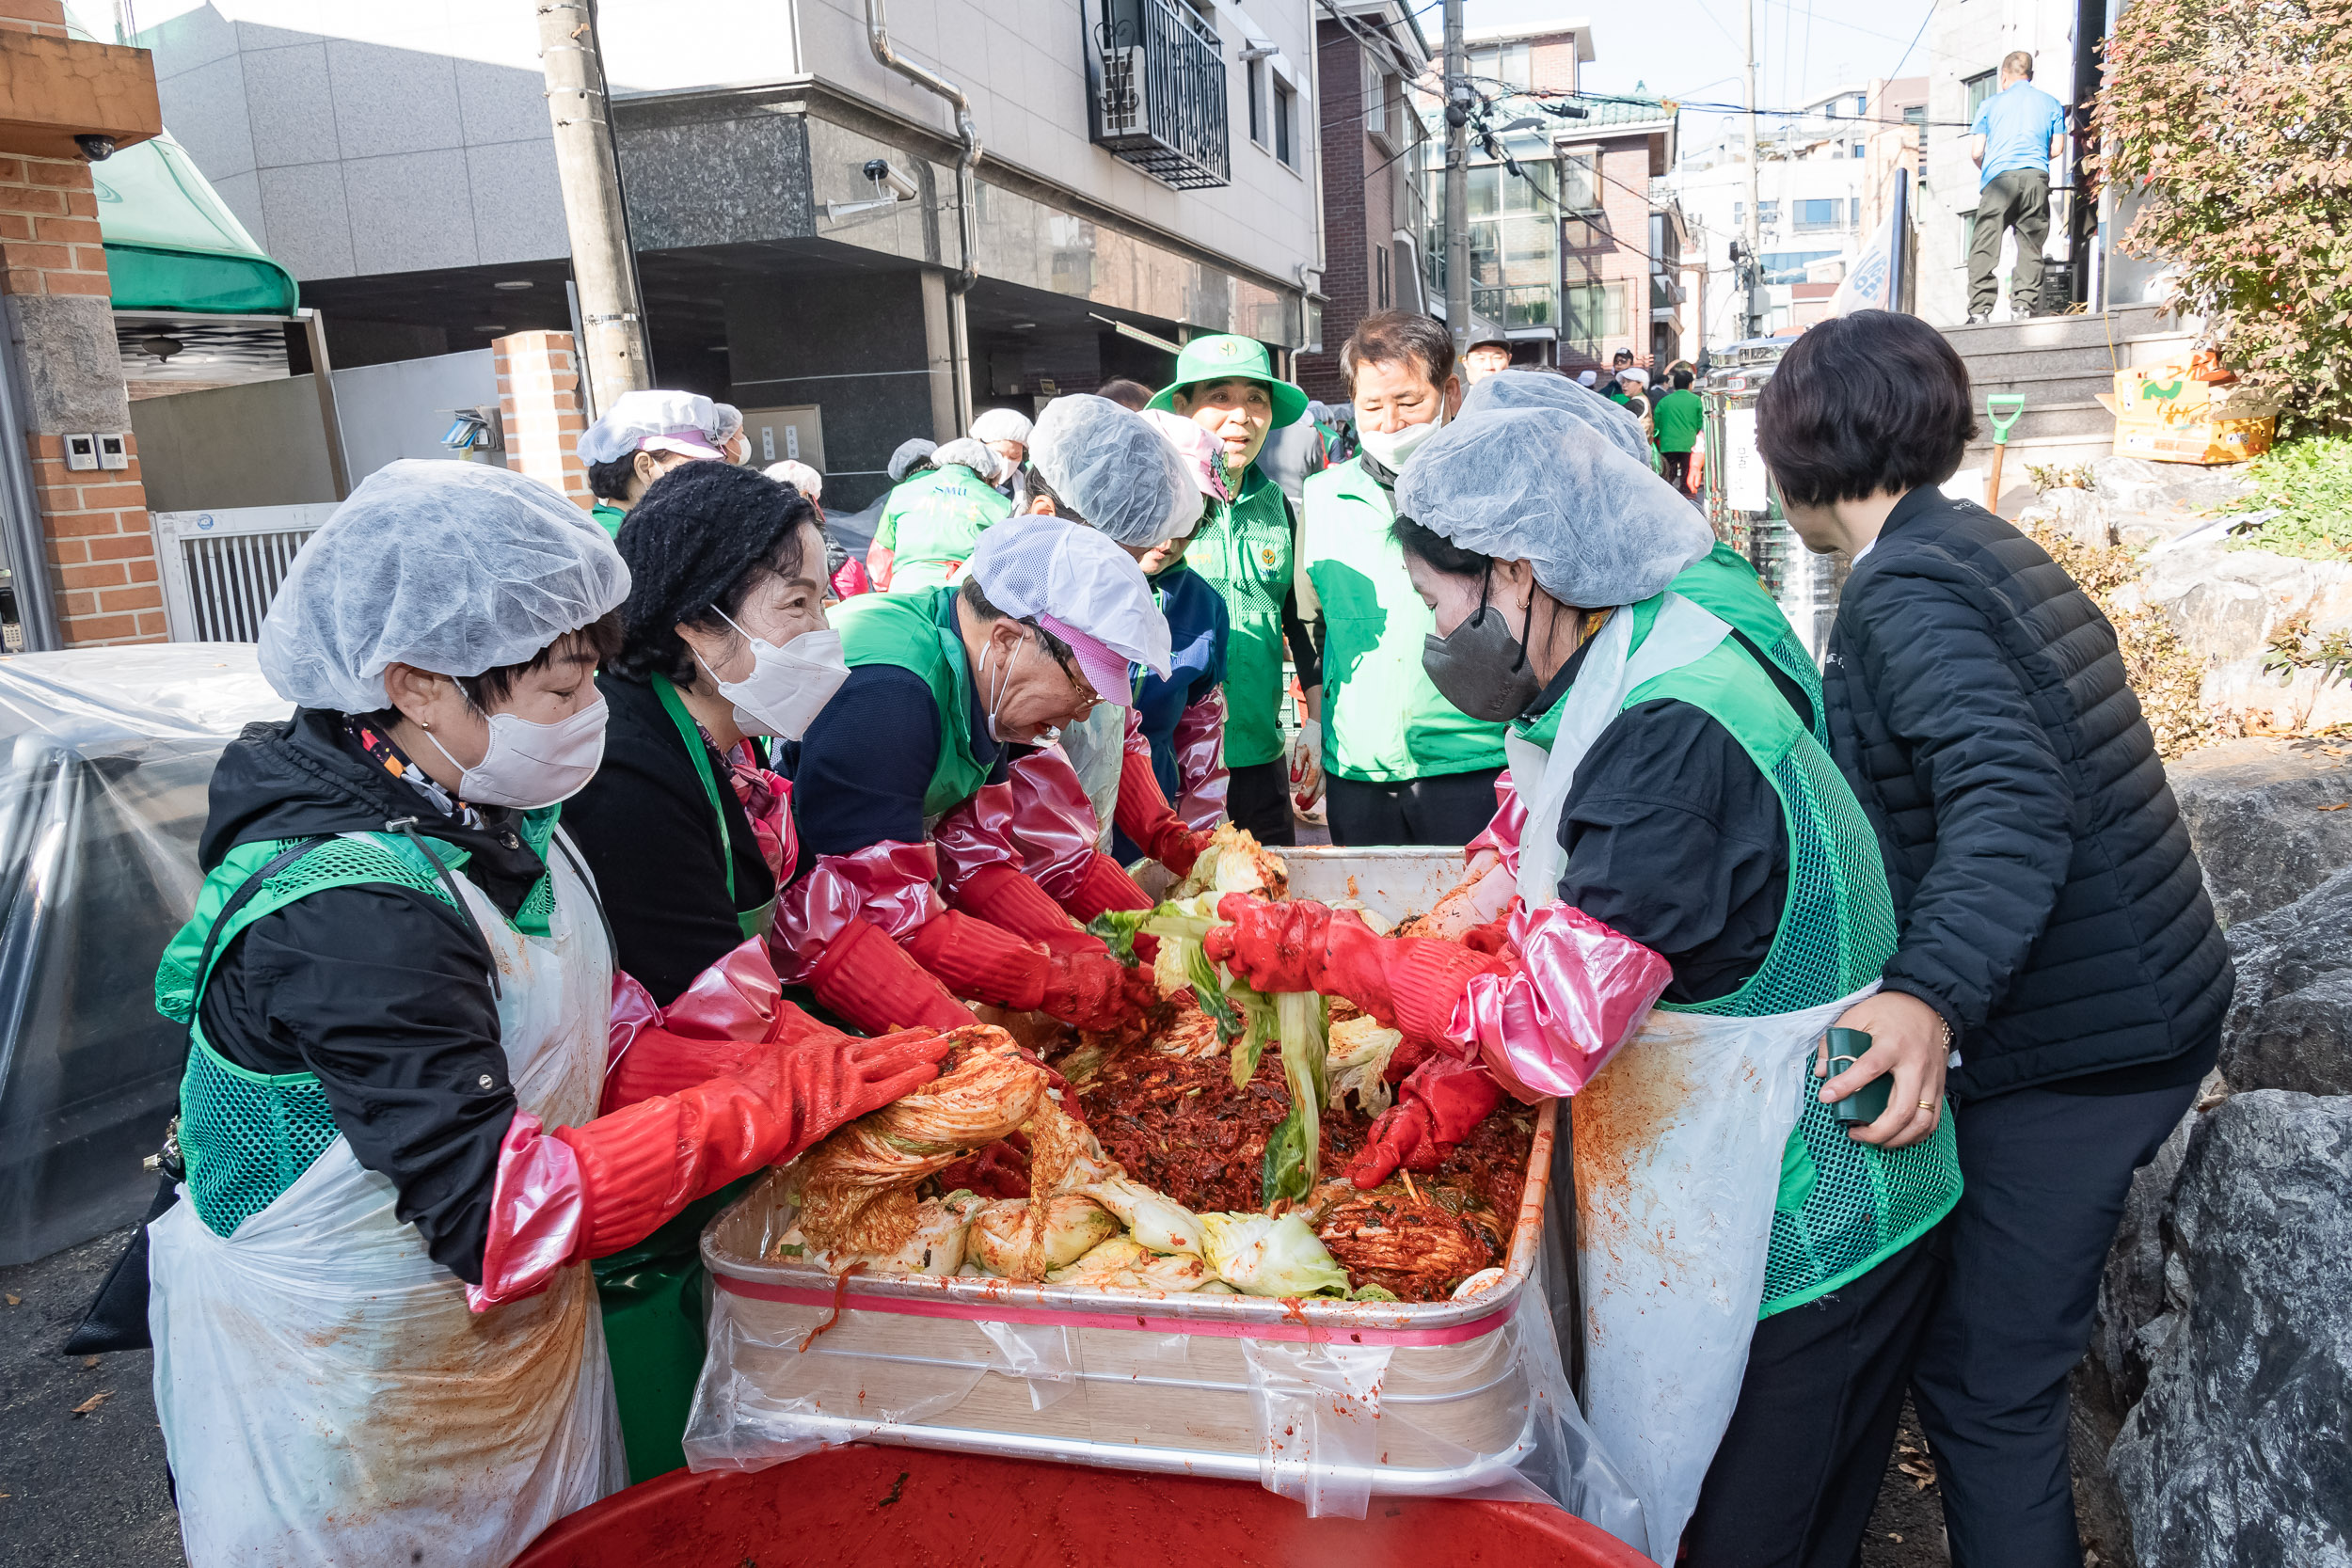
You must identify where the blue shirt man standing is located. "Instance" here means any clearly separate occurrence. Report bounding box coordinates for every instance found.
[1965,51,2068,322]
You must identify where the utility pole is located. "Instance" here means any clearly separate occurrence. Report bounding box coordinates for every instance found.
[538,0,651,411]
[1742,0,1764,338]
[1442,0,1471,356]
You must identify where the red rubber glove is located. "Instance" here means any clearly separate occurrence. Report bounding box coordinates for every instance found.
[1058,852,1163,966]
[952,861,1104,958]
[1114,744,1211,876]
[557,1026,953,1259]
[1204,894,1510,1045]
[1343,1056,1504,1189]
[805,917,976,1036]
[901,910,1138,1032]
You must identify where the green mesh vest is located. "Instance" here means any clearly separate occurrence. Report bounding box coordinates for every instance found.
[1671,542,1830,748]
[155,823,557,1239]
[1629,632,1961,1316]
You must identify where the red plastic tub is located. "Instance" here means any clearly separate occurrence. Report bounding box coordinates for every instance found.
[514,1446,1652,1567]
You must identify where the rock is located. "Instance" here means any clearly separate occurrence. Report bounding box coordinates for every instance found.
[2094,455,2259,518]
[2129,543,2352,735]
[2220,866,2352,1095]
[2108,1090,2352,1568]
[2169,738,2352,927]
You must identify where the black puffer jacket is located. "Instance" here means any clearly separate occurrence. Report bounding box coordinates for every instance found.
[1824,486,2231,1101]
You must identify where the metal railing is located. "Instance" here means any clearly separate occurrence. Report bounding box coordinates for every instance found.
[1088,0,1230,189]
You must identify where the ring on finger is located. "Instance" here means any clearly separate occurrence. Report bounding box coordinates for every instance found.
[1916,1100,1937,1112]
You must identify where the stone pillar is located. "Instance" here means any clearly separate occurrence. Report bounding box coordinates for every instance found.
[0,0,166,646]
[495,329,592,509]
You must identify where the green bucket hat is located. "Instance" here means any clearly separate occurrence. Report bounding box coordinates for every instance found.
[1146,334,1309,428]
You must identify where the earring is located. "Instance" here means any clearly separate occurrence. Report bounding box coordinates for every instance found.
[420,719,431,730]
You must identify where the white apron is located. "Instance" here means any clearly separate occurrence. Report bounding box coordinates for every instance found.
[1516,596,1877,1563]
[150,829,626,1568]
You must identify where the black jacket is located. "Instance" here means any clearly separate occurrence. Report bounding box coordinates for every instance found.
[194,709,547,1284]
[1824,487,2231,1100]
[562,673,775,1007]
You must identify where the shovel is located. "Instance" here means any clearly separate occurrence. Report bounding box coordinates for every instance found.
[1984,394,2026,513]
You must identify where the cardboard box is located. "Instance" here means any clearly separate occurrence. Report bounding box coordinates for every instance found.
[2097,365,2280,466]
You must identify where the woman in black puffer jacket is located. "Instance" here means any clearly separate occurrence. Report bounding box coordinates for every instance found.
[1757,309,2229,1568]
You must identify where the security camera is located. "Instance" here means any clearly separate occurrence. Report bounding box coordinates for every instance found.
[75,135,116,162]
[862,158,921,203]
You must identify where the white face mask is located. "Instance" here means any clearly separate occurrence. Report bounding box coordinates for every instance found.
[1355,399,1447,472]
[696,611,850,741]
[427,695,609,809]
[978,632,1061,748]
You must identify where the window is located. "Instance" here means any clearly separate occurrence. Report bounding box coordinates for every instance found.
[1248,57,1266,147]
[1793,198,1843,230]
[1375,243,1391,308]
[1902,103,1926,126]
[1273,74,1296,166]
[1758,249,1839,283]
[1852,94,1868,116]
[1851,141,1866,158]
[1758,199,1780,225]
[1562,281,1628,352]
[1963,69,1998,124]
[1558,150,1599,213]
[1466,41,1531,88]
[1732,199,1744,226]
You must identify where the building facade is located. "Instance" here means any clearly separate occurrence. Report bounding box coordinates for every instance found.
[134,0,1325,505]
[1294,0,1429,402]
[1551,94,1681,371]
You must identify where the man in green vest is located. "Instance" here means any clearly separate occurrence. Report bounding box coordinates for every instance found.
[1299,310,1507,846]
[869,438,1015,594]
[577,389,735,538]
[1150,334,1321,845]
[1651,365,1706,496]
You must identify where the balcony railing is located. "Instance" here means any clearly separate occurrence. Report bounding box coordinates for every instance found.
[1088,0,1231,190]
[1473,283,1557,331]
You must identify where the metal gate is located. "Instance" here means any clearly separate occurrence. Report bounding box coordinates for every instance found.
[152,504,336,642]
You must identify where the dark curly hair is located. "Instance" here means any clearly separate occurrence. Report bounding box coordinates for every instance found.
[609,462,819,687]
[1756,309,1979,508]
[586,455,639,505]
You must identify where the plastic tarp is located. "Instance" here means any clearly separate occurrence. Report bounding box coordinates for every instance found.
[93,134,300,315]
[0,645,291,1265]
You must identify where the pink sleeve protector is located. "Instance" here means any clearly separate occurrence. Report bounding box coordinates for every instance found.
[1170,689,1230,832]
[1450,902,1675,1102]
[1465,768,1526,873]
[469,1112,585,1311]
[770,839,947,985]
[931,746,1100,903]
[723,751,797,882]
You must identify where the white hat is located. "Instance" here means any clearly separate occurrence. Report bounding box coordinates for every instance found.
[965,515,1172,699]
[970,407,1035,446]
[577,389,729,465]
[1618,367,1650,388]
[1577,370,1598,388]
[764,459,822,499]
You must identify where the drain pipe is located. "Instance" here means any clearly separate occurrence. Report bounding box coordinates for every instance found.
[867,0,980,434]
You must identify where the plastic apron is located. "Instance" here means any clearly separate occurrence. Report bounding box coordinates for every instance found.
[1511,595,1878,1564]
[1056,701,1125,853]
[148,831,623,1568]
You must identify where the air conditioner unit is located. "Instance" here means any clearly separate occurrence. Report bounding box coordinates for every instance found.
[153,504,337,642]
[1100,46,1147,136]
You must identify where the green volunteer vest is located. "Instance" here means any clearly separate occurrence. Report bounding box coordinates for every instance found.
[831,585,994,817]
[1300,458,1508,783]
[592,502,626,539]
[879,467,1013,594]
[1670,542,1830,747]
[1518,596,1960,1317]
[1187,464,1295,768]
[155,821,560,1238]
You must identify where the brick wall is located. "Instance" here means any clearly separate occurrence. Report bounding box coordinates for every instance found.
[2,0,167,646]
[495,330,593,507]
[1297,24,1367,403]
[1528,34,1581,94]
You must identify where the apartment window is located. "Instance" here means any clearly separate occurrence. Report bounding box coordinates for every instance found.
[1273,74,1297,167]
[1851,141,1866,158]
[1248,56,1266,147]
[1558,150,1599,214]
[1732,199,1744,226]
[1793,198,1843,231]
[1903,103,1926,126]
[1466,41,1531,88]
[1852,93,1868,116]
[1562,281,1628,351]
[1963,69,1998,123]
[1375,243,1391,308]
[1758,199,1780,225]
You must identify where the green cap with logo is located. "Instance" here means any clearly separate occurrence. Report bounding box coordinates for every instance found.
[1147,333,1309,428]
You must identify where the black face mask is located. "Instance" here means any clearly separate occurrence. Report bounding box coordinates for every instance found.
[1422,572,1543,722]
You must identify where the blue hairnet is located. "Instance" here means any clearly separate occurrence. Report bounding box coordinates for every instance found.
[1457,367,1654,467]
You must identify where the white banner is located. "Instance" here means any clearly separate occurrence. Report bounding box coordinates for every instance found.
[1723,406,1771,512]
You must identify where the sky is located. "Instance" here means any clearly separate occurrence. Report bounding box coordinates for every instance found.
[1454,0,1941,152]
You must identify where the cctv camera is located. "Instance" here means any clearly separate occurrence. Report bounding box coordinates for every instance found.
[76,135,116,162]
[862,158,921,203]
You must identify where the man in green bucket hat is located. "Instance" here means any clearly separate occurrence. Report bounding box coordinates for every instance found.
[1149,333,1321,845]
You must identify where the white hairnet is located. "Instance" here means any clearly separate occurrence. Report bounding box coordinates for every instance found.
[764,459,823,499]
[888,438,937,483]
[709,402,743,442]
[258,460,630,714]
[933,436,1008,484]
[1393,407,1711,610]
[1459,368,1654,467]
[577,389,727,465]
[966,514,1172,679]
[1028,394,1196,546]
[970,407,1034,446]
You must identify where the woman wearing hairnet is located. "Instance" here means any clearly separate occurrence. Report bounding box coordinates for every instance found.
[579,389,739,537]
[776,515,1172,1036]
[145,463,948,1566]
[970,404,1034,506]
[1206,408,1962,1563]
[1012,395,1218,886]
[866,436,1015,593]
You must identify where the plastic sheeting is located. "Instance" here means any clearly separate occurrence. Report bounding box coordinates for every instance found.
[0,645,292,1265]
